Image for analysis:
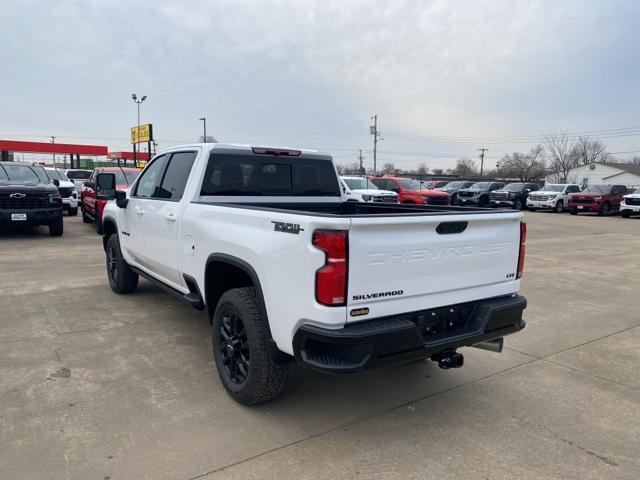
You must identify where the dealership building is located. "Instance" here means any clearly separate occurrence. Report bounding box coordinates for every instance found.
[546,162,640,188]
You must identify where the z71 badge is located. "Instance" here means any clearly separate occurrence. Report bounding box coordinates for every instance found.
[271,221,305,235]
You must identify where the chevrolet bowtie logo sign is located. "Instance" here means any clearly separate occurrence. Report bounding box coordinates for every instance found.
[9,193,26,198]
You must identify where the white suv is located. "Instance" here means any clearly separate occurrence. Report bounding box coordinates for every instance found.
[527,184,581,213]
[341,176,398,203]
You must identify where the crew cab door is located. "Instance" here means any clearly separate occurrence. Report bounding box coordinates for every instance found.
[141,151,197,287]
[121,155,169,266]
[611,185,628,207]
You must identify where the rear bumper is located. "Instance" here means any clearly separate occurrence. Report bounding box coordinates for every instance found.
[0,207,62,226]
[293,294,526,373]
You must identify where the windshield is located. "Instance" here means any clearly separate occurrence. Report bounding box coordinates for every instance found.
[0,164,41,183]
[503,183,525,192]
[66,170,92,180]
[469,182,490,190]
[442,181,467,189]
[124,170,140,184]
[343,177,378,190]
[110,169,140,185]
[583,185,611,194]
[397,178,422,189]
[45,168,67,181]
[542,184,565,192]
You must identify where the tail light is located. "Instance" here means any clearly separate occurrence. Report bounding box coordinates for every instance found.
[516,221,526,279]
[312,230,348,306]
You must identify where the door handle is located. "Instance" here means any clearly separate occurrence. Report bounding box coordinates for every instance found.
[135,206,144,216]
[165,212,177,222]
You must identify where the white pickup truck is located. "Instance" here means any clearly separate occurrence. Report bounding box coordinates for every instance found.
[96,143,527,405]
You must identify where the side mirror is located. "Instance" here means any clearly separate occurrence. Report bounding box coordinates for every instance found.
[96,173,116,200]
[115,190,128,209]
[83,181,95,190]
[52,179,60,187]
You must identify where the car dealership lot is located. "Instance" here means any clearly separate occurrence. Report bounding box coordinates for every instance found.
[1,213,639,480]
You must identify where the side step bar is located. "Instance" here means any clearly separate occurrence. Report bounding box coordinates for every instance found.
[129,266,205,311]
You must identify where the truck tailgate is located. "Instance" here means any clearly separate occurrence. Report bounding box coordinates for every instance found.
[346,212,523,321]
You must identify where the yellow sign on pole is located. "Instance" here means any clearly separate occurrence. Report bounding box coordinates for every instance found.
[130,124,153,144]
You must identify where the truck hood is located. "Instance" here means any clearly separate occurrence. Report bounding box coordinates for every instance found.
[624,193,640,199]
[408,188,449,196]
[534,190,562,195]
[351,188,397,196]
[0,182,57,194]
[570,193,609,199]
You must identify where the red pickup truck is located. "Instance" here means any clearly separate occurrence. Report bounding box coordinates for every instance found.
[81,166,140,233]
[371,177,450,205]
[568,184,628,216]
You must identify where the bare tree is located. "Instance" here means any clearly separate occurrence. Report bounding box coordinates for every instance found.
[571,137,608,165]
[498,145,546,181]
[199,135,218,143]
[630,155,640,165]
[453,157,478,177]
[382,162,396,174]
[416,162,429,174]
[545,131,577,183]
[432,168,444,175]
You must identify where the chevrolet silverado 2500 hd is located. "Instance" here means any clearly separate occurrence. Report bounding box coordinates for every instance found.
[97,144,527,405]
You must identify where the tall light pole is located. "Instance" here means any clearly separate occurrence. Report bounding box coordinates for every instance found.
[50,136,56,166]
[199,117,207,143]
[132,93,147,166]
[132,93,147,128]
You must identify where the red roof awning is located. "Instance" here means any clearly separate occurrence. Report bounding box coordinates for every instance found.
[0,139,108,156]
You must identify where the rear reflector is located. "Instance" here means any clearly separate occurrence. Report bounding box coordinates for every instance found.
[312,230,348,306]
[517,221,526,279]
[251,146,301,156]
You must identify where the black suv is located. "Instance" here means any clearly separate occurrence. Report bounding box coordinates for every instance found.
[0,162,64,236]
[455,181,505,207]
[489,182,540,210]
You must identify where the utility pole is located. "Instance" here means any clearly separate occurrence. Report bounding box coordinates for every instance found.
[358,149,364,174]
[478,147,488,177]
[370,115,379,175]
[51,136,56,166]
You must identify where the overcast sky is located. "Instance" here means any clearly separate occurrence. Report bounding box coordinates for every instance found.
[2,0,639,170]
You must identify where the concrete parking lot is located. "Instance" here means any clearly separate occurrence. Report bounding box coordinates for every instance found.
[1,212,638,480]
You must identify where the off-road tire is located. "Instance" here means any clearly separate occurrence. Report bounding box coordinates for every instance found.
[513,199,523,210]
[48,217,64,236]
[599,202,610,216]
[106,234,139,294]
[621,210,631,218]
[570,209,578,215]
[212,287,288,405]
[553,200,564,213]
[81,206,92,223]
[68,207,78,216]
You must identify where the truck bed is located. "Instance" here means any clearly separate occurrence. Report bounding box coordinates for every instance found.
[197,201,512,217]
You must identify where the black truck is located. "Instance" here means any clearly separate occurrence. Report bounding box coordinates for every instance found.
[489,182,540,210]
[0,162,64,236]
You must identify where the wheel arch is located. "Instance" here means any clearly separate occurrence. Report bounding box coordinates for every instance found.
[204,254,288,363]
[102,216,118,251]
[204,254,267,324]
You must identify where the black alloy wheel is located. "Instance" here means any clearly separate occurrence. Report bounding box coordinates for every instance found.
[218,309,251,384]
